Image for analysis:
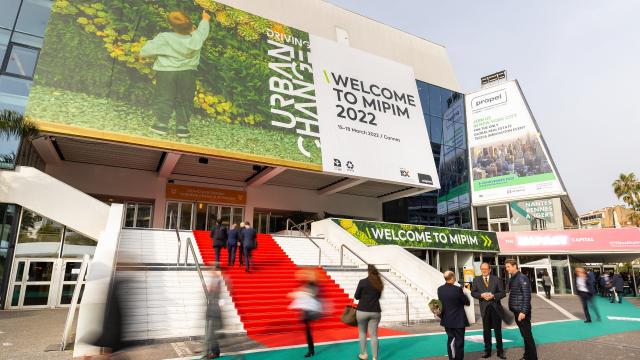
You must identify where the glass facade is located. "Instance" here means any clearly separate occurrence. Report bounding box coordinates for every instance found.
[383,80,472,228]
[0,0,53,169]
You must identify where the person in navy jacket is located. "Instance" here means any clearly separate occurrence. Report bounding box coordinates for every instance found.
[438,270,470,360]
[227,223,239,266]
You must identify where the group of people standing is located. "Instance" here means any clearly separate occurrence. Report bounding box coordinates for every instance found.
[210,220,257,272]
[438,259,537,360]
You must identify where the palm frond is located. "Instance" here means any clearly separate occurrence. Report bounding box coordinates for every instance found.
[0,109,39,140]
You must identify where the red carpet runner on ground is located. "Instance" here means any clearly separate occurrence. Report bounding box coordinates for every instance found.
[192,231,405,347]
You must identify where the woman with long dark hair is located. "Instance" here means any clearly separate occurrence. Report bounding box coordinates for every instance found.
[355,265,384,360]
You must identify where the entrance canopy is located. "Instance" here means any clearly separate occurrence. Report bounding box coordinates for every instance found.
[497,227,640,261]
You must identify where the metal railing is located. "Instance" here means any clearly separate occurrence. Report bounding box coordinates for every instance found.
[285,219,314,234]
[339,244,411,326]
[169,211,182,266]
[286,219,322,266]
[184,237,209,298]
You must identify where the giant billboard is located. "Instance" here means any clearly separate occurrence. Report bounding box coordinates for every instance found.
[465,80,563,204]
[27,0,438,189]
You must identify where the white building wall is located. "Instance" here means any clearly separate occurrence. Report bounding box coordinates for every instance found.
[217,0,459,91]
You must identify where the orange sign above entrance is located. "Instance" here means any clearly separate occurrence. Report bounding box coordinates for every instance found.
[165,184,246,205]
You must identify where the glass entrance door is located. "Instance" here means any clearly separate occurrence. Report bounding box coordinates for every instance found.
[9,258,57,308]
[166,202,194,230]
[57,259,86,306]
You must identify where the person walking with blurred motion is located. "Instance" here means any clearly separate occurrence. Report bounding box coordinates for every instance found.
[355,265,383,360]
[227,223,239,266]
[611,271,624,303]
[288,269,323,358]
[237,222,245,267]
[90,276,130,358]
[471,262,506,359]
[505,259,537,360]
[210,219,227,265]
[541,270,552,299]
[203,265,224,359]
[242,221,257,272]
[575,267,600,323]
[438,270,470,360]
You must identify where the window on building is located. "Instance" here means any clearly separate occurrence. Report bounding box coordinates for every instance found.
[3,43,39,79]
[15,0,53,37]
[61,227,97,258]
[0,29,10,62]
[123,202,153,229]
[16,209,63,257]
[430,116,443,144]
[0,0,22,30]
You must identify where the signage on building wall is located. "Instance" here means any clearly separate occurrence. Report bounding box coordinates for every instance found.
[437,96,470,215]
[165,184,246,205]
[26,0,438,190]
[465,80,564,205]
[333,218,499,251]
[510,198,558,225]
[497,227,640,253]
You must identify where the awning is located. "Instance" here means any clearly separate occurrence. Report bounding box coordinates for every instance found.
[497,227,640,256]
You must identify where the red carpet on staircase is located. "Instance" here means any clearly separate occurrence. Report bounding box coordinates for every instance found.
[192,231,405,347]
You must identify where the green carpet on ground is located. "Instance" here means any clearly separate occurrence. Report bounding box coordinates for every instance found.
[215,297,640,360]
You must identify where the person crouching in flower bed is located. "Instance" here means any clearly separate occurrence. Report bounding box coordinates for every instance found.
[140,10,210,138]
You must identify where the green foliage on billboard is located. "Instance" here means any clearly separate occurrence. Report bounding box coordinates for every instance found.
[27,0,321,167]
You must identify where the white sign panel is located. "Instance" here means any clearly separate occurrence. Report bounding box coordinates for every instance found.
[465,80,563,204]
[310,35,439,189]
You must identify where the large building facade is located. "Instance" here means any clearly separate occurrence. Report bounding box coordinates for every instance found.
[0,1,603,311]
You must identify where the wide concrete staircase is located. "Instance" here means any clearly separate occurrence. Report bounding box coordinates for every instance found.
[273,235,435,324]
[115,229,243,341]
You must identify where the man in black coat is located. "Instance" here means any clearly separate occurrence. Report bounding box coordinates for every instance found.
[227,223,239,266]
[438,270,470,360]
[506,259,537,360]
[237,222,245,267]
[471,263,506,359]
[242,221,257,273]
[210,219,227,265]
[611,272,624,303]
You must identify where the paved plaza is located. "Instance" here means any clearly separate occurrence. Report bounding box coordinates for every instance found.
[1,296,639,359]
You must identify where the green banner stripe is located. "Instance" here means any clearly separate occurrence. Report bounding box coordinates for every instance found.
[473,172,556,191]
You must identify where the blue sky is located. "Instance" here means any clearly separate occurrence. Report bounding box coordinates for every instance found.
[328,0,640,214]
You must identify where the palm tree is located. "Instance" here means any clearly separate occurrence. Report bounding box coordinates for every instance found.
[612,173,640,209]
[613,172,640,227]
[0,109,39,140]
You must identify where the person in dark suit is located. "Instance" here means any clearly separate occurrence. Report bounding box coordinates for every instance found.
[210,219,227,265]
[611,272,624,303]
[506,259,537,360]
[227,223,239,266]
[438,270,470,360]
[242,221,257,272]
[471,262,506,359]
[237,222,245,267]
